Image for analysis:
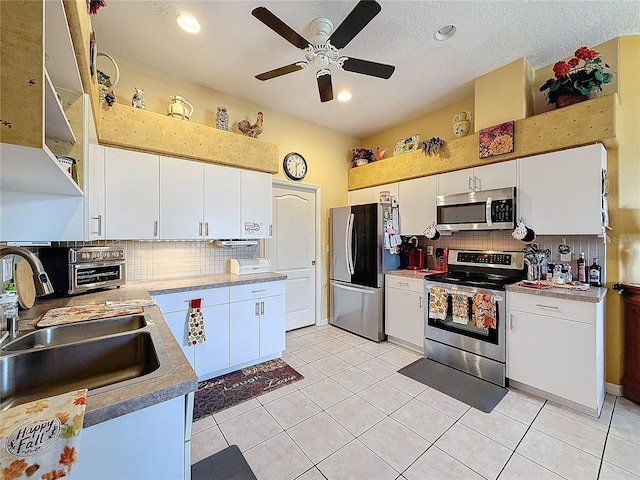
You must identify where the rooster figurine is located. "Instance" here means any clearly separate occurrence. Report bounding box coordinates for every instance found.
[235,112,264,139]
[376,145,388,160]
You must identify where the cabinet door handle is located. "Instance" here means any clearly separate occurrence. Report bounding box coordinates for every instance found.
[509,313,514,330]
[252,289,267,294]
[468,176,474,191]
[535,304,559,310]
[255,302,259,316]
[199,222,203,236]
[205,222,209,236]
[474,176,480,191]
[154,220,158,237]
[399,282,409,287]
[419,296,423,309]
[261,301,264,315]
[93,215,102,236]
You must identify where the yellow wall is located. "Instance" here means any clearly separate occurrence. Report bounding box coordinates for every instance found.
[605,35,640,385]
[474,57,534,130]
[103,56,358,322]
[360,97,475,159]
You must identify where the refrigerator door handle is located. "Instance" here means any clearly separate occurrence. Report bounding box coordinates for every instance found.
[346,213,355,275]
[331,281,376,295]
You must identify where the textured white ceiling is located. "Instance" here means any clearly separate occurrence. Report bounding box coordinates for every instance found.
[91,1,640,138]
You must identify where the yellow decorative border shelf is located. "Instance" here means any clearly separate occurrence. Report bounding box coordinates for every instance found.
[349,94,619,191]
[99,103,279,174]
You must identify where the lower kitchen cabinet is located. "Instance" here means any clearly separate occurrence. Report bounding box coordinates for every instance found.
[153,279,285,380]
[75,394,190,479]
[229,281,286,365]
[384,275,424,353]
[153,287,230,381]
[507,291,605,417]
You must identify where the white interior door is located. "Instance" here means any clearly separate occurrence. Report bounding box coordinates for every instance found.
[266,184,317,331]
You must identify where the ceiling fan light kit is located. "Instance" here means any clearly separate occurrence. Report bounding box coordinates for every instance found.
[252,1,395,103]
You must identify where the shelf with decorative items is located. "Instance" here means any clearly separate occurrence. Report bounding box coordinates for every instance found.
[348,93,619,191]
[98,103,279,174]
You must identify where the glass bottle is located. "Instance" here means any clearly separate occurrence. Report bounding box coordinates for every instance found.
[589,258,602,287]
[577,253,587,283]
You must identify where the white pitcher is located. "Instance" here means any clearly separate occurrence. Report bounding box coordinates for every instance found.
[167,95,194,120]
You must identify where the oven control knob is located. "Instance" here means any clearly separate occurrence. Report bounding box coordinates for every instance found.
[112,251,119,258]
[81,252,90,260]
[92,252,100,260]
[103,252,110,259]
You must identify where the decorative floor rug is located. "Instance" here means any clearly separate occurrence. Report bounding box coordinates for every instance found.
[193,358,304,421]
[398,358,508,413]
[191,445,257,480]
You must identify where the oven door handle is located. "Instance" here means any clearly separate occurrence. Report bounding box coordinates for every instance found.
[485,196,493,227]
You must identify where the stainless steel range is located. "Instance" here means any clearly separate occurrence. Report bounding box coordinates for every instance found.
[424,250,525,386]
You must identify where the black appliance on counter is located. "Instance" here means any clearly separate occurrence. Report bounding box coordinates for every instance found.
[424,249,525,386]
[39,246,126,296]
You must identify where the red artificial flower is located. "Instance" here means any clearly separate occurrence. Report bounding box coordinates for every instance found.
[553,61,571,78]
[568,58,579,67]
[575,46,598,60]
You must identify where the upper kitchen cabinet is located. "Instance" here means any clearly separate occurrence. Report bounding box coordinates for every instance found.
[0,0,84,197]
[85,108,105,241]
[437,161,517,196]
[241,170,272,238]
[518,144,607,235]
[398,176,437,235]
[349,183,399,205]
[159,157,242,240]
[105,147,160,240]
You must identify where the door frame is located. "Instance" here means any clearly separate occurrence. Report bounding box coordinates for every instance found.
[266,180,322,327]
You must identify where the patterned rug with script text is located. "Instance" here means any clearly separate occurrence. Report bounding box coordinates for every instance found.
[193,358,304,421]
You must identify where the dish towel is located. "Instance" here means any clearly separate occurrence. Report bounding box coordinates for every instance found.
[428,287,448,320]
[472,294,497,329]
[452,293,469,324]
[187,298,206,345]
[0,388,88,479]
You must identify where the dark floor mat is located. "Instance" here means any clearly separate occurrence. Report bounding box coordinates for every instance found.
[191,445,257,480]
[398,358,508,413]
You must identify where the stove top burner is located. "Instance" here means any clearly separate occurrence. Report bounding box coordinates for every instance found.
[428,273,517,290]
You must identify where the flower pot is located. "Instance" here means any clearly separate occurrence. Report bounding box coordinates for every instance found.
[555,93,589,109]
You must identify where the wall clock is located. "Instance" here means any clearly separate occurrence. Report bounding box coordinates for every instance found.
[283,152,307,181]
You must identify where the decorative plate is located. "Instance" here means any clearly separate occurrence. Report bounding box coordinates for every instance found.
[393,134,421,156]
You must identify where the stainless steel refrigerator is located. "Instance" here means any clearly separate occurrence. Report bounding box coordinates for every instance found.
[330,203,400,341]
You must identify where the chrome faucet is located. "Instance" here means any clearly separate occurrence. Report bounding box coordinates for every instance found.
[0,246,54,296]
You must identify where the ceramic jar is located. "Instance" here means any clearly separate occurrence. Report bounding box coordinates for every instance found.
[167,95,194,120]
[453,111,472,138]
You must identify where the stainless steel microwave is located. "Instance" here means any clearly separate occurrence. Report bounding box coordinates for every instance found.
[436,187,516,231]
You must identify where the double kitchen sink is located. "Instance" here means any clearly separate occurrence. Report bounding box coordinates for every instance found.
[0,313,171,411]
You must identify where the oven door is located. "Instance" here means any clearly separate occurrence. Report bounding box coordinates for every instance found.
[70,261,125,294]
[424,281,505,362]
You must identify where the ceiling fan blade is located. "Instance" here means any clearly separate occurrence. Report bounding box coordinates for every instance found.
[316,71,333,102]
[342,57,395,79]
[252,7,311,49]
[329,0,381,49]
[256,63,306,81]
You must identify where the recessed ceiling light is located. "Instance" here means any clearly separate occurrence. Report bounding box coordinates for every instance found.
[176,14,201,33]
[337,91,352,102]
[434,24,456,41]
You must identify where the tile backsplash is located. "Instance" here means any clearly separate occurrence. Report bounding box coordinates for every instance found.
[123,241,259,281]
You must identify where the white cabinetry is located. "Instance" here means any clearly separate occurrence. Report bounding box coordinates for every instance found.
[229,281,285,366]
[104,147,160,239]
[241,170,273,238]
[206,164,241,239]
[437,161,516,196]
[384,275,424,353]
[154,287,230,380]
[75,394,189,479]
[398,176,437,235]
[85,142,105,241]
[349,182,399,205]
[517,144,606,235]
[507,291,605,417]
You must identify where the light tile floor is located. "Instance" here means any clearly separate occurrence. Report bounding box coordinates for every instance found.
[191,324,640,480]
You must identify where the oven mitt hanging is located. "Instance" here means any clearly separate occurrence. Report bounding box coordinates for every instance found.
[187,298,206,345]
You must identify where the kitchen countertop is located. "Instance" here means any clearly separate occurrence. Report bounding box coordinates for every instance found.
[506,282,607,303]
[12,272,286,428]
[385,269,446,280]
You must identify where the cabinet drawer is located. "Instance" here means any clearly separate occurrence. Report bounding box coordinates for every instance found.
[153,287,229,313]
[230,280,285,303]
[385,275,423,293]
[507,292,596,324]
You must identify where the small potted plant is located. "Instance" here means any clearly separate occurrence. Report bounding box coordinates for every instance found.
[539,46,613,108]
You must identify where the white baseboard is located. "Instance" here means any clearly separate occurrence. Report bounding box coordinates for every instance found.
[606,382,624,397]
